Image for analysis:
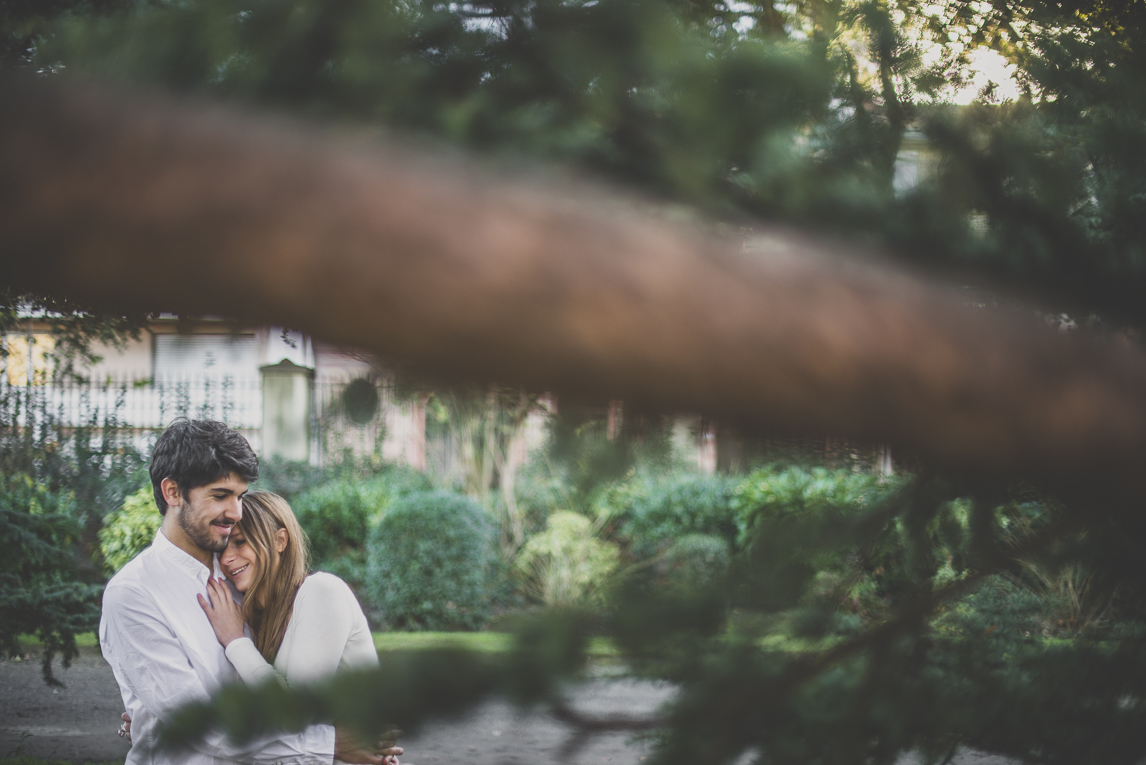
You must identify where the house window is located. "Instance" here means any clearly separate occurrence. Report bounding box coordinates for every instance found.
[153,334,259,378]
[3,333,55,385]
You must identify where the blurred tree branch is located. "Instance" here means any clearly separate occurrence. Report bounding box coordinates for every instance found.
[2,76,1145,500]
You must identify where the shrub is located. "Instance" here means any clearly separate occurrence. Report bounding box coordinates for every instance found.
[608,473,741,560]
[730,466,897,614]
[733,465,890,549]
[936,575,1049,641]
[366,490,495,630]
[515,511,620,607]
[294,479,389,566]
[99,485,161,574]
[502,464,575,539]
[659,533,730,591]
[293,467,432,567]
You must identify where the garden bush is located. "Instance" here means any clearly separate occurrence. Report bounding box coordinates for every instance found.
[729,466,898,616]
[658,533,730,592]
[733,466,891,548]
[607,473,741,560]
[515,510,620,607]
[366,490,495,630]
[98,484,160,574]
[293,478,389,566]
[293,467,432,567]
[936,575,1050,641]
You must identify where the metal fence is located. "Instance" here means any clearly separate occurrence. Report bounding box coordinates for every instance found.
[0,374,264,452]
[0,373,428,468]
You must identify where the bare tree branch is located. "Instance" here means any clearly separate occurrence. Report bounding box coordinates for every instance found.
[2,76,1146,494]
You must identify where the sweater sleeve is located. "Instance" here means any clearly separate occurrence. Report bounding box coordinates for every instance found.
[275,573,358,685]
[224,636,286,687]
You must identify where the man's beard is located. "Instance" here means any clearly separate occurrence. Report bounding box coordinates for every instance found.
[178,506,230,554]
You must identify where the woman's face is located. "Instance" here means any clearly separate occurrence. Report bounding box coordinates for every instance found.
[220,528,260,593]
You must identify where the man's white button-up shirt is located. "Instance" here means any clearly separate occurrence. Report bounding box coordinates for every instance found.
[99,529,335,765]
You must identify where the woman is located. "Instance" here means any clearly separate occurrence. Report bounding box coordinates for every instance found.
[195,491,399,765]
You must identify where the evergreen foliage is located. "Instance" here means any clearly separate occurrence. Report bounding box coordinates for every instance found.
[0,475,102,685]
[658,533,731,592]
[0,363,144,684]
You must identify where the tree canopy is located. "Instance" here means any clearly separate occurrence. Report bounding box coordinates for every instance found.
[15,0,1145,326]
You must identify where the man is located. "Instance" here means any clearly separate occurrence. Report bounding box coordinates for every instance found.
[101,418,386,765]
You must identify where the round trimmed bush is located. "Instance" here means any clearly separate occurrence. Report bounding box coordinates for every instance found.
[366,490,495,631]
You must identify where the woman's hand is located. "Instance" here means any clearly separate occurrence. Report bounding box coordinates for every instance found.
[334,727,404,765]
[196,576,247,648]
[118,712,132,745]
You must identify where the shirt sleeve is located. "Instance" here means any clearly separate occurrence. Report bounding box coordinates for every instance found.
[275,575,357,685]
[101,581,335,765]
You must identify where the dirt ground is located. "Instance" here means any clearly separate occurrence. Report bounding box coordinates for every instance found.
[1,647,1015,765]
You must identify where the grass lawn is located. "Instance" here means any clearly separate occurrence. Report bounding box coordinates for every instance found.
[15,633,100,650]
[373,631,619,658]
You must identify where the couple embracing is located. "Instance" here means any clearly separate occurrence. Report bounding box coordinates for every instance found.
[101,418,403,765]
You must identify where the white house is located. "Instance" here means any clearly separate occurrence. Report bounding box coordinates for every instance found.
[1,314,425,467]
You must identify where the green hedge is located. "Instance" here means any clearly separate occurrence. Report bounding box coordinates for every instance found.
[366,490,495,631]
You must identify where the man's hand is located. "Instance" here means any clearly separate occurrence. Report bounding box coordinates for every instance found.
[118,712,132,745]
[196,577,247,648]
[334,727,403,765]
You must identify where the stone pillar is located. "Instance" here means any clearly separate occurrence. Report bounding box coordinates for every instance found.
[261,359,313,462]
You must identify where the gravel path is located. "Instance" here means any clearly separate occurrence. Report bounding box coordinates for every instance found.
[1,649,132,763]
[1,648,1015,765]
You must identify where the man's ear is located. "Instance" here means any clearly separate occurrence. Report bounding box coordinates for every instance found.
[275,528,289,554]
[160,478,182,511]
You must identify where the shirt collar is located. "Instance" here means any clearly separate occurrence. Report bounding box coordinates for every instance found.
[153,528,225,583]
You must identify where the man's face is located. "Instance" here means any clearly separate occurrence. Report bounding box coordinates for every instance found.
[173,474,248,555]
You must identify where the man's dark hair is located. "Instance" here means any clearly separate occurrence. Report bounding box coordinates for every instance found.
[149,418,259,514]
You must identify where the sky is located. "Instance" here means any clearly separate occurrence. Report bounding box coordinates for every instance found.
[932,45,1023,104]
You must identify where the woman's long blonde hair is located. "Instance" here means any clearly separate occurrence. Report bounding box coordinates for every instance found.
[236,491,310,662]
